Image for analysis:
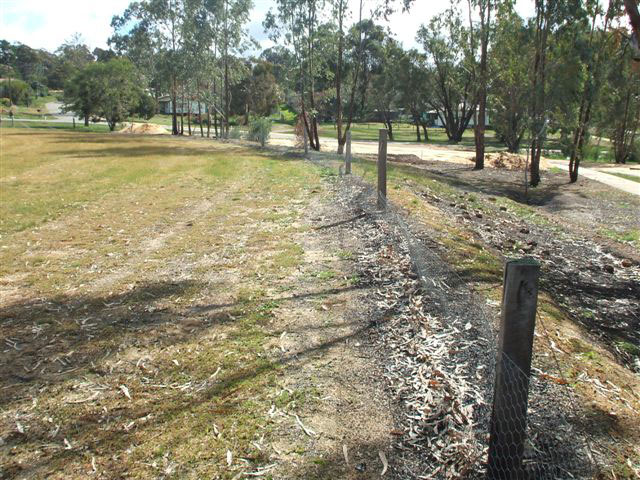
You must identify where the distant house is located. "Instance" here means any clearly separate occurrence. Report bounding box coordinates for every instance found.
[157,95,208,115]
[425,107,491,128]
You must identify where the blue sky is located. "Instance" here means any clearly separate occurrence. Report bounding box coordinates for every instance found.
[0,0,536,53]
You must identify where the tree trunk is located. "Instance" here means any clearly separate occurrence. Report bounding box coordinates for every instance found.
[339,0,364,154]
[336,0,345,154]
[207,108,211,138]
[529,0,550,187]
[223,0,230,138]
[475,1,491,170]
[180,87,184,135]
[188,99,192,136]
[421,124,429,142]
[171,77,178,135]
[198,100,204,137]
[84,114,89,127]
[385,117,394,141]
[415,122,421,142]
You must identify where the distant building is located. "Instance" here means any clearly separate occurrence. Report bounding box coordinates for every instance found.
[425,108,491,128]
[157,95,208,115]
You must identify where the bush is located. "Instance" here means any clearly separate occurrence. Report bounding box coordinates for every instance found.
[136,93,157,120]
[229,126,243,139]
[247,117,272,147]
[0,79,33,106]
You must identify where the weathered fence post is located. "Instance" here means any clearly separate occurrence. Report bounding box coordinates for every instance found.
[303,126,309,157]
[487,258,540,480]
[377,129,387,209]
[345,130,352,174]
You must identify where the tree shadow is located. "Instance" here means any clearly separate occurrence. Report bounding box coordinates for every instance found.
[2,282,387,479]
[0,280,236,408]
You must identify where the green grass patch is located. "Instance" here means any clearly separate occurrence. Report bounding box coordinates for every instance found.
[605,172,640,183]
[600,228,640,248]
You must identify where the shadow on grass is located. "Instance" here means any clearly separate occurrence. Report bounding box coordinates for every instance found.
[0,281,222,401]
[1,276,377,478]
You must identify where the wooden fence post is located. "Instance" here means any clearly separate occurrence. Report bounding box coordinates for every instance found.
[377,129,388,209]
[487,258,540,480]
[345,130,352,174]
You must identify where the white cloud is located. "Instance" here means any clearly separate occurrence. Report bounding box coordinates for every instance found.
[0,0,130,52]
[248,0,537,54]
[0,0,537,54]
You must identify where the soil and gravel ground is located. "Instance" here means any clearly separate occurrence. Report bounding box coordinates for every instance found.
[1,128,638,479]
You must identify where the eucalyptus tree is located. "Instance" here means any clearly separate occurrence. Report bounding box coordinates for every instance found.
[111,0,187,135]
[348,19,386,121]
[489,8,530,153]
[369,38,403,140]
[219,0,253,137]
[63,65,101,125]
[595,21,640,163]
[333,0,349,153]
[468,0,495,170]
[264,0,327,151]
[417,7,477,143]
[183,0,216,137]
[332,0,405,153]
[64,58,147,131]
[109,10,164,98]
[55,34,94,85]
[397,49,430,142]
[527,1,552,186]
[566,0,619,182]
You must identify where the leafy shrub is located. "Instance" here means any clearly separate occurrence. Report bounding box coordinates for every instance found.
[0,79,33,106]
[136,93,157,120]
[229,126,243,139]
[0,98,10,107]
[247,117,272,147]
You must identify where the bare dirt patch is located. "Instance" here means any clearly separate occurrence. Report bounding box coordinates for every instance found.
[118,123,169,135]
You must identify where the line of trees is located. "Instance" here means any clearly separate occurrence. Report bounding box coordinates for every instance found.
[3,0,638,185]
[0,34,98,106]
[63,58,156,130]
[259,0,640,185]
[109,0,253,137]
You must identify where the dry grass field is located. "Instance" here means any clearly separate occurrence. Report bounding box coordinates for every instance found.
[0,129,346,479]
[1,128,638,479]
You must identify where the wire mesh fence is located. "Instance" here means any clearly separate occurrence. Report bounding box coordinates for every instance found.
[292,134,598,479]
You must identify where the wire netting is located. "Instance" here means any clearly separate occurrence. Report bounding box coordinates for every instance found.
[296,140,598,479]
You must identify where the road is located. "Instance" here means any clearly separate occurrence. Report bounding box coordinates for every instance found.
[270,132,638,196]
[269,131,479,165]
[547,160,639,196]
[44,101,76,122]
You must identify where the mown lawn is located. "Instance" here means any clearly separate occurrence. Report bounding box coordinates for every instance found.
[0,128,324,479]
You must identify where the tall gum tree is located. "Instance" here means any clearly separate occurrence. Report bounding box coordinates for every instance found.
[111,0,186,135]
[418,8,477,143]
[265,0,325,151]
[489,7,530,153]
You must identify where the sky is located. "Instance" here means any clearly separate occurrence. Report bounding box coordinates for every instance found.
[0,0,537,54]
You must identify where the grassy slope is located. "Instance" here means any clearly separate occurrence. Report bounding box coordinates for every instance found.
[0,128,323,479]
